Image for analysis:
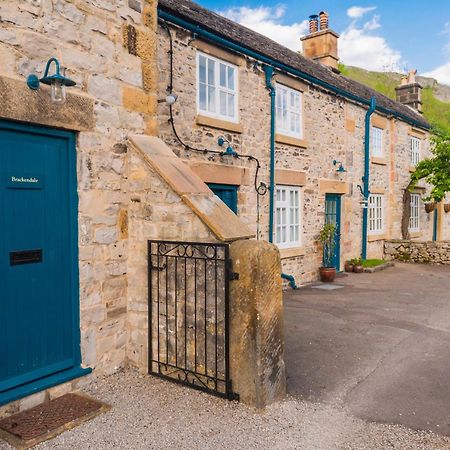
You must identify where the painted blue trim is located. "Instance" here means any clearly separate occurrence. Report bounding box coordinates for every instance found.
[207,183,238,214]
[0,366,91,406]
[325,194,342,271]
[433,208,438,241]
[158,10,429,131]
[281,273,298,289]
[362,97,377,260]
[263,65,276,243]
[0,119,89,403]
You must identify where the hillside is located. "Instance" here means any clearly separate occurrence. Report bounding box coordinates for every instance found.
[339,65,450,134]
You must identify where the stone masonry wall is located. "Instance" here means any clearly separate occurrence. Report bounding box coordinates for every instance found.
[156,23,434,283]
[385,240,450,264]
[0,0,158,387]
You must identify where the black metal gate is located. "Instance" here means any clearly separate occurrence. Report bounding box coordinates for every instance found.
[148,240,236,399]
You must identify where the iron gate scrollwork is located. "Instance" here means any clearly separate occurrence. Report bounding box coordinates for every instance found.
[148,240,237,400]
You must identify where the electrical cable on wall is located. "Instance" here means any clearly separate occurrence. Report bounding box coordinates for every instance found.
[159,19,268,207]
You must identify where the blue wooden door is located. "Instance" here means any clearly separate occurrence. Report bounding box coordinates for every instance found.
[325,194,341,271]
[208,183,238,214]
[0,120,82,400]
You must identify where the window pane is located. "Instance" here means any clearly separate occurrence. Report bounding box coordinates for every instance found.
[227,93,234,118]
[219,64,226,88]
[199,55,206,83]
[207,58,215,84]
[208,86,216,112]
[199,83,207,111]
[227,66,234,90]
[219,91,227,116]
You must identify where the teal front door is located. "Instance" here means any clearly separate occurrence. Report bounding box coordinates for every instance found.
[207,183,238,214]
[0,120,88,405]
[325,194,341,271]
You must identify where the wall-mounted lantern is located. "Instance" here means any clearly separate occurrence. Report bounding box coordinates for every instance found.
[27,57,76,104]
[333,159,346,173]
[218,136,238,157]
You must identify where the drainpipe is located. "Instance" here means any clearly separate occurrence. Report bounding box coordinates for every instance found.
[362,96,377,260]
[263,65,276,244]
[263,65,299,289]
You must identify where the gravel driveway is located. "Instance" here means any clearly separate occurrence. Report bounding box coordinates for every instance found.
[1,369,449,450]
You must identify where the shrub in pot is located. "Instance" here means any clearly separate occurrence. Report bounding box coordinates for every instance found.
[318,223,337,282]
[344,259,355,272]
[353,257,364,273]
[425,202,436,213]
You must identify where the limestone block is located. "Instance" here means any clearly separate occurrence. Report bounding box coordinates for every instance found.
[94,227,118,244]
[19,391,47,412]
[229,240,285,408]
[88,74,122,105]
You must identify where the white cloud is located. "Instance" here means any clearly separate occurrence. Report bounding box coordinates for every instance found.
[423,62,450,85]
[219,4,404,72]
[219,6,308,51]
[340,16,404,71]
[347,6,376,19]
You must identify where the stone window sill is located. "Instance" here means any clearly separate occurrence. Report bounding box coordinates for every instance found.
[275,133,308,149]
[371,157,387,165]
[279,246,306,259]
[195,114,243,134]
[409,231,422,238]
[368,233,387,242]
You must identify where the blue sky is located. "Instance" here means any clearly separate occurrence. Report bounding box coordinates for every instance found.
[197,0,450,84]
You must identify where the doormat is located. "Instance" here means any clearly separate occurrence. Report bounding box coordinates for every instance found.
[0,393,110,450]
[311,284,345,290]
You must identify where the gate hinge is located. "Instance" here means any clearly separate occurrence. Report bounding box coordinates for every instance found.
[226,259,239,281]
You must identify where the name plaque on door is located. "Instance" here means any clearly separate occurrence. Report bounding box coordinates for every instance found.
[5,174,44,189]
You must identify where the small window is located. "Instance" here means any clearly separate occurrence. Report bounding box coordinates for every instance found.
[410,136,421,166]
[275,185,301,248]
[197,52,238,122]
[275,84,303,139]
[368,194,384,234]
[409,193,420,231]
[370,126,383,157]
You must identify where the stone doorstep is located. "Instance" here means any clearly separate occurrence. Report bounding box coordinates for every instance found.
[363,261,395,273]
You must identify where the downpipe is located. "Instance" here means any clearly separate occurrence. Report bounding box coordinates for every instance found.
[362,97,377,260]
[263,65,299,289]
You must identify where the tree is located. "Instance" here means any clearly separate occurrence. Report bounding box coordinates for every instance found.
[402,128,450,239]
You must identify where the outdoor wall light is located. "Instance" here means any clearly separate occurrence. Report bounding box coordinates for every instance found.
[27,57,75,104]
[333,159,347,173]
[218,136,238,157]
[165,92,178,105]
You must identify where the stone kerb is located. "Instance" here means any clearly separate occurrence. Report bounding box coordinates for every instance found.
[229,239,286,408]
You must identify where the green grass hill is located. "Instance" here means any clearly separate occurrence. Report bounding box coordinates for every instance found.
[339,65,450,134]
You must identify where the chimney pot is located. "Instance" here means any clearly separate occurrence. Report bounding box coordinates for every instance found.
[319,11,329,30]
[309,14,319,33]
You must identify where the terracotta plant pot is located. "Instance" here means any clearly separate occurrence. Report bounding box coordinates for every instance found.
[354,265,364,273]
[344,263,354,272]
[319,267,336,282]
[444,203,450,213]
[425,202,436,213]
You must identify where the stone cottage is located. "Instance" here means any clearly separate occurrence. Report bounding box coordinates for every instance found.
[0,0,446,416]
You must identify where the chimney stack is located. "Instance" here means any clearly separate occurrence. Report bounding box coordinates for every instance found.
[301,11,339,71]
[395,69,423,113]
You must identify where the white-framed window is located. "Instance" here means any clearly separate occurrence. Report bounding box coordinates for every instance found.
[409,193,420,231]
[410,136,421,166]
[275,84,303,139]
[370,126,383,157]
[368,194,384,234]
[197,52,238,122]
[275,185,301,248]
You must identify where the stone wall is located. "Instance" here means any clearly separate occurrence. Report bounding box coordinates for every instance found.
[156,22,435,283]
[0,0,161,382]
[384,240,450,264]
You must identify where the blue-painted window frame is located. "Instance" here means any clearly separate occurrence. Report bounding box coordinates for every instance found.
[207,183,238,214]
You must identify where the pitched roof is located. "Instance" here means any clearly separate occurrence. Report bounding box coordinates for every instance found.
[158,0,429,129]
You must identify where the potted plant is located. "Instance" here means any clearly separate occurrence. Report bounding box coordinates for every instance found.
[424,202,436,213]
[354,257,364,273]
[344,259,355,272]
[318,223,337,282]
[444,203,450,213]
